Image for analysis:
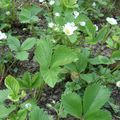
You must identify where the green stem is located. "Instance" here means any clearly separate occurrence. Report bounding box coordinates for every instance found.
[34,83,45,102]
[11,0,16,21]
[111,64,120,73]
[56,111,59,120]
[4,59,16,77]
[102,25,111,44]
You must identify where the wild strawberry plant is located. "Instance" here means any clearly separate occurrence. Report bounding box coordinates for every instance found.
[0,0,120,120]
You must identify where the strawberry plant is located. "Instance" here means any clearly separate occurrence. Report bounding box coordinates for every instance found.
[62,84,111,120]
[7,35,36,61]
[0,0,120,119]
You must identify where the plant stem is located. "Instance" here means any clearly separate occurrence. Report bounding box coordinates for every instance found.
[4,59,16,77]
[34,83,45,102]
[11,0,16,21]
[102,25,111,44]
[111,64,120,73]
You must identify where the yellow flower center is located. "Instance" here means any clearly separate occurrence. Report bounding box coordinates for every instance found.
[65,28,71,34]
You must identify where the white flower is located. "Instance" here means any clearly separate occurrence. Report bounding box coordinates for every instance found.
[0,31,7,40]
[79,21,86,26]
[39,0,44,2]
[6,11,10,15]
[116,81,120,87]
[73,11,79,19]
[23,28,27,31]
[94,24,98,31]
[54,12,60,17]
[92,2,96,7]
[106,17,117,25]
[49,0,55,5]
[48,22,55,28]
[47,103,52,108]
[25,103,32,110]
[52,100,56,104]
[63,22,77,36]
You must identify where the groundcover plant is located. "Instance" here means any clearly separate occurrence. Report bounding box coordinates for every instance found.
[0,0,120,120]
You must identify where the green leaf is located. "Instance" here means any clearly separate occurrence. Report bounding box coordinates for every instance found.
[75,14,90,24]
[35,40,52,69]
[21,37,36,51]
[0,0,10,8]
[83,84,111,116]
[89,55,115,65]
[15,51,29,61]
[5,75,20,101]
[18,72,31,89]
[95,25,108,43]
[64,9,74,23]
[85,110,112,120]
[19,5,41,23]
[51,46,78,68]
[0,105,16,119]
[7,35,20,51]
[68,34,77,43]
[29,107,49,120]
[77,49,89,72]
[111,50,120,60]
[61,0,78,8]
[32,72,44,88]
[112,35,119,42]
[65,63,78,73]
[17,109,27,120]
[0,89,9,103]
[41,67,60,88]
[18,72,44,89]
[65,48,90,73]
[85,20,96,42]
[62,92,82,118]
[80,73,99,83]
[106,38,114,48]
